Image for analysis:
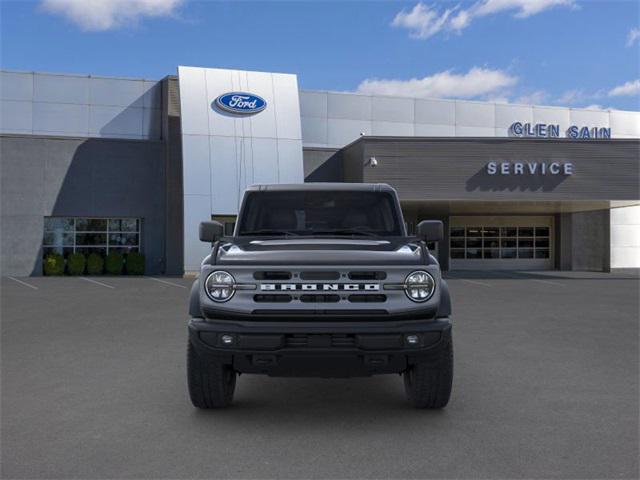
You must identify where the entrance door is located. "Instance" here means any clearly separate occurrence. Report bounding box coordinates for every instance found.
[449,216,554,270]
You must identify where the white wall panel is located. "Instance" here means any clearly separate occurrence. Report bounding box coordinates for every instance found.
[414,123,455,136]
[327,118,371,146]
[299,91,327,118]
[611,205,640,268]
[301,116,328,144]
[372,96,413,123]
[1,71,33,101]
[570,108,609,128]
[251,138,280,184]
[89,105,143,137]
[183,195,213,272]
[610,110,640,137]
[277,139,305,183]
[0,100,32,133]
[90,77,144,107]
[456,102,495,127]
[532,107,571,133]
[182,135,211,196]
[178,66,209,136]
[455,126,495,137]
[245,71,277,138]
[273,73,302,140]
[371,121,414,136]
[414,99,455,125]
[34,74,89,104]
[327,93,371,120]
[495,104,533,128]
[33,102,89,135]
[209,135,241,214]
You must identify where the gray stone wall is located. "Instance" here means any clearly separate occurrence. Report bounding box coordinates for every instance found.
[1,135,166,275]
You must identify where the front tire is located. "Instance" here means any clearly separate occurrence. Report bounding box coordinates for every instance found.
[404,340,453,409]
[187,341,236,408]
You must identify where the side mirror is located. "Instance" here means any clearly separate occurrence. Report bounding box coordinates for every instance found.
[199,221,225,243]
[416,220,443,243]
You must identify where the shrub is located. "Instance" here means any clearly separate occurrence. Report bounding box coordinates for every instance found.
[125,252,145,275]
[105,252,124,275]
[67,252,86,275]
[86,253,104,275]
[43,253,65,276]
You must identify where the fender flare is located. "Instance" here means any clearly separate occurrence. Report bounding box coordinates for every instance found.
[188,278,203,318]
[436,279,452,318]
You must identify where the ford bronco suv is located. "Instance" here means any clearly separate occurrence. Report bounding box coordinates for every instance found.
[187,183,453,408]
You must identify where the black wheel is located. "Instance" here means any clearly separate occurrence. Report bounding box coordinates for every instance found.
[404,340,453,409]
[187,341,236,408]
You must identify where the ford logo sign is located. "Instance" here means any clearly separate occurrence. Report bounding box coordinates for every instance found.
[214,92,267,115]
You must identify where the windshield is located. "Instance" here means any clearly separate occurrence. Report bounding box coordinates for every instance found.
[236,191,404,236]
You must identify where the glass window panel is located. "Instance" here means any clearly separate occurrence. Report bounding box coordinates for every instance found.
[518,227,534,237]
[467,238,482,248]
[76,233,107,245]
[466,227,482,237]
[466,248,482,259]
[109,218,139,232]
[501,227,517,237]
[501,239,516,248]
[535,249,550,259]
[44,217,74,231]
[484,238,499,248]
[535,227,549,237]
[483,248,500,259]
[109,233,139,246]
[450,239,465,249]
[535,238,549,248]
[483,227,499,237]
[501,248,517,259]
[518,239,534,248]
[450,227,465,237]
[450,249,465,259]
[43,231,74,246]
[76,218,107,231]
[518,249,534,258]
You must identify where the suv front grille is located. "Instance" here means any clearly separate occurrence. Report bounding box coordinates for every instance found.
[285,334,356,348]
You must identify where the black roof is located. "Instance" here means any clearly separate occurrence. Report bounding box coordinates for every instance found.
[247,183,396,192]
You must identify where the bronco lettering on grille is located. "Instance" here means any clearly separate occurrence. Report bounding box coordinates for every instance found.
[260,283,379,291]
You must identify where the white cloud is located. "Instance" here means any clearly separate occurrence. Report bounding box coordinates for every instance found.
[608,79,640,97]
[583,104,605,110]
[40,0,184,31]
[627,28,640,47]
[356,67,518,99]
[391,3,457,39]
[392,0,576,39]
[515,90,548,105]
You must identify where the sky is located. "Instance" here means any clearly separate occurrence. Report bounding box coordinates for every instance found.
[1,0,639,111]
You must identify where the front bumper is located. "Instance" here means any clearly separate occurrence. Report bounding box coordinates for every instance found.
[188,317,452,377]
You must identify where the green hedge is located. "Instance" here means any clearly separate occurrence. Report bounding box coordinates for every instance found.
[105,252,124,275]
[86,253,104,275]
[43,253,65,276]
[125,252,145,275]
[67,252,86,275]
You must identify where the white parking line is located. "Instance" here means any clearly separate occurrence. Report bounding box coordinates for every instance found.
[531,279,566,287]
[80,277,115,289]
[7,276,38,290]
[461,279,492,287]
[147,277,188,289]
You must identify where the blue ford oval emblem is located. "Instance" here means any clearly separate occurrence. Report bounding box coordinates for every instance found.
[214,92,267,115]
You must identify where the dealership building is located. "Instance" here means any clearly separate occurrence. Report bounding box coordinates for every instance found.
[1,66,639,276]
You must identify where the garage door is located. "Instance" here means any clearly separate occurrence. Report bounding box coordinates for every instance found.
[449,216,554,270]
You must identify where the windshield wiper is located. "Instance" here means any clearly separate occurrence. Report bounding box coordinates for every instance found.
[312,228,377,237]
[240,229,299,236]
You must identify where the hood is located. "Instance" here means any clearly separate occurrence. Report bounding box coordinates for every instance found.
[214,237,424,266]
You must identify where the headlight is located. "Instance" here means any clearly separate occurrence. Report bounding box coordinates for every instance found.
[205,271,236,302]
[404,270,435,302]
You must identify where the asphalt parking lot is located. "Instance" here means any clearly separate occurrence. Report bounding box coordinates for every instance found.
[1,271,638,479]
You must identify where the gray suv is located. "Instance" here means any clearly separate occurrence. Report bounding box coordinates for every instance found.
[187,183,453,408]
